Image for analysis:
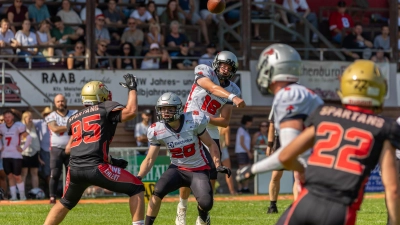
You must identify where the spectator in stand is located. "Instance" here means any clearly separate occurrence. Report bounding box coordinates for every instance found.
[67,41,85,69]
[281,0,319,43]
[178,0,210,45]
[235,115,253,193]
[33,107,52,191]
[14,19,47,63]
[160,0,185,26]
[199,0,222,26]
[251,121,269,155]
[0,19,17,63]
[94,14,111,45]
[198,42,216,67]
[56,0,82,31]
[141,43,171,69]
[329,1,354,44]
[371,47,389,63]
[80,0,103,24]
[342,23,373,61]
[172,41,197,70]
[134,109,152,155]
[0,113,8,200]
[103,0,124,43]
[374,25,390,50]
[165,20,195,48]
[95,40,114,69]
[21,111,43,193]
[116,42,137,69]
[146,22,165,48]
[225,0,240,21]
[7,0,29,34]
[51,16,82,55]
[130,3,155,25]
[121,17,144,55]
[147,1,159,24]
[36,20,58,63]
[28,0,50,24]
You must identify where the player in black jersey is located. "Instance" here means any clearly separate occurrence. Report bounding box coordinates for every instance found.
[275,60,400,225]
[44,74,145,225]
[237,60,400,225]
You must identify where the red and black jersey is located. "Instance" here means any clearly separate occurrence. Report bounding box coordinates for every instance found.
[304,105,400,207]
[67,101,124,168]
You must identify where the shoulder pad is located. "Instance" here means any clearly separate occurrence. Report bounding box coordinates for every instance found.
[195,65,215,78]
[104,101,124,112]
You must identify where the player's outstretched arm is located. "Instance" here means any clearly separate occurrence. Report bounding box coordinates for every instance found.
[197,78,246,108]
[119,74,138,122]
[138,145,160,178]
[380,140,400,225]
[200,130,232,177]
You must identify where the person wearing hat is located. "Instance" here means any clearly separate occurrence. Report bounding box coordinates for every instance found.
[94,14,111,45]
[329,1,354,44]
[198,43,217,67]
[135,109,153,155]
[141,43,171,69]
[33,107,53,194]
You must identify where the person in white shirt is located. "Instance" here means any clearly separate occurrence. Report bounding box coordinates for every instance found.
[56,0,82,30]
[134,109,152,155]
[80,0,102,23]
[130,3,155,25]
[0,18,17,63]
[14,19,47,63]
[282,0,319,42]
[234,115,253,193]
[198,43,216,67]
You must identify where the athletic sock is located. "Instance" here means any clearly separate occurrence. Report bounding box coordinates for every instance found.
[10,186,17,199]
[270,201,277,206]
[179,197,188,208]
[144,216,156,225]
[197,205,208,222]
[132,220,145,225]
[16,182,25,198]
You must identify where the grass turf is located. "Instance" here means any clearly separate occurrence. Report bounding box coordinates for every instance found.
[0,197,387,225]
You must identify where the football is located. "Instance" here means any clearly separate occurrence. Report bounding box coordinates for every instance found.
[207,0,226,14]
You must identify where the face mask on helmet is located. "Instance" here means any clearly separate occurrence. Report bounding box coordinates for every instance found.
[256,44,302,96]
[155,92,183,123]
[212,51,238,81]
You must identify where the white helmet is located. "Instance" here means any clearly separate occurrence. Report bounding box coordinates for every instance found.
[155,92,183,123]
[28,188,45,199]
[256,44,302,95]
[212,51,238,80]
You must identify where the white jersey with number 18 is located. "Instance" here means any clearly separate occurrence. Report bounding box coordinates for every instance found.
[184,64,241,139]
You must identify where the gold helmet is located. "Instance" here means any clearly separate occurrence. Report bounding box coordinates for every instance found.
[338,60,387,109]
[81,81,112,106]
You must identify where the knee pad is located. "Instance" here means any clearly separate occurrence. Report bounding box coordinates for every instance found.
[197,195,213,212]
[152,187,167,200]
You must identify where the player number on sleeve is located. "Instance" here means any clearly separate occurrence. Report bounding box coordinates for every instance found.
[70,114,101,148]
[308,122,373,175]
[170,143,196,158]
[201,95,221,115]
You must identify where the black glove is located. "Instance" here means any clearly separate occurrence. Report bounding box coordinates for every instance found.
[110,156,128,169]
[236,165,254,183]
[216,166,232,178]
[119,73,137,91]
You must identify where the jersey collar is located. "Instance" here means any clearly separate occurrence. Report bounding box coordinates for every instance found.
[165,114,185,133]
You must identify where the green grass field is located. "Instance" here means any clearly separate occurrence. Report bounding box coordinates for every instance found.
[0,197,388,225]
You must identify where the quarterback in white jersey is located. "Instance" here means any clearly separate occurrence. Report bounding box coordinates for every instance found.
[138,92,231,225]
[0,109,32,200]
[236,44,324,200]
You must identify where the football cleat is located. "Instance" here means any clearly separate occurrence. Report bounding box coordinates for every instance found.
[195,215,210,225]
[236,165,254,183]
[267,205,278,214]
[175,205,187,225]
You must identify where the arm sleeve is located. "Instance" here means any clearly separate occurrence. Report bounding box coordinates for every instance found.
[196,113,209,136]
[18,123,27,133]
[194,65,219,83]
[147,125,161,146]
[45,113,56,124]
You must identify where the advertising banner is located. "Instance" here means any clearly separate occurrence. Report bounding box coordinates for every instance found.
[0,70,252,107]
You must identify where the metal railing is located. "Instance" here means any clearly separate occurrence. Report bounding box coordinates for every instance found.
[0,60,53,117]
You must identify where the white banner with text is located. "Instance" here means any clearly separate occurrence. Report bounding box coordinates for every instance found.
[0,70,252,107]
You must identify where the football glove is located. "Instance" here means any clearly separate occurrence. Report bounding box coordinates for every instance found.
[110,156,128,169]
[119,73,137,91]
[216,166,232,178]
[236,165,254,183]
